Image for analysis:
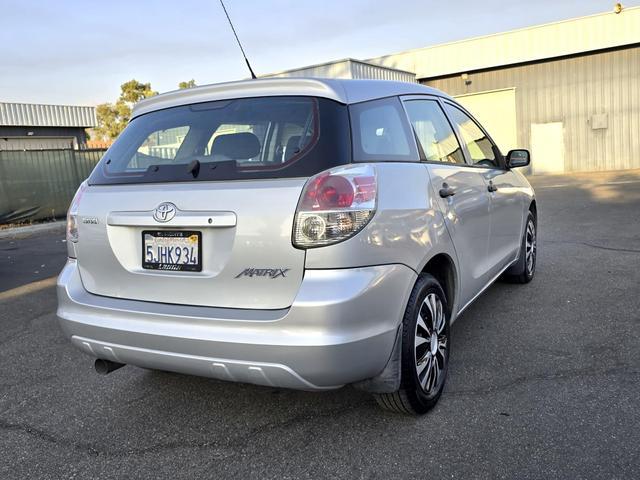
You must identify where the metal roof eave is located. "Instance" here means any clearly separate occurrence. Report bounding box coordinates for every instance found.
[366,7,640,79]
[0,102,97,128]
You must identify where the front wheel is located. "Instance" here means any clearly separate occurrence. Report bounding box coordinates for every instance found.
[503,210,537,283]
[374,274,450,415]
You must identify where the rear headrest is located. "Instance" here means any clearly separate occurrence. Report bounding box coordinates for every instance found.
[284,135,302,161]
[211,132,260,159]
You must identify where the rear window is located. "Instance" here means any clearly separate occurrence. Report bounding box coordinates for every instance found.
[89,96,350,185]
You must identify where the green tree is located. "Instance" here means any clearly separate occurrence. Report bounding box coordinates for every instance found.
[119,79,157,103]
[95,79,157,140]
[178,79,197,89]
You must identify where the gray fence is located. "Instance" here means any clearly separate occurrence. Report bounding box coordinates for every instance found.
[0,148,106,224]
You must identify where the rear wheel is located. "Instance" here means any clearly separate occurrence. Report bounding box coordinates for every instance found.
[374,274,450,415]
[503,210,537,283]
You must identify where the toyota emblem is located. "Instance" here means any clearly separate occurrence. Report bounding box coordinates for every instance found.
[153,202,177,223]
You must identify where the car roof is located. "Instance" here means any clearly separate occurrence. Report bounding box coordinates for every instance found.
[131,78,452,119]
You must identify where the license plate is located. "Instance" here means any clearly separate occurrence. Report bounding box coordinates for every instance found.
[142,230,202,272]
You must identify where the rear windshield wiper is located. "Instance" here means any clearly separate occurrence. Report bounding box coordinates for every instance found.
[143,159,240,180]
[187,159,200,178]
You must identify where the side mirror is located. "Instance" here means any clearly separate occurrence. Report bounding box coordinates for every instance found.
[507,149,530,168]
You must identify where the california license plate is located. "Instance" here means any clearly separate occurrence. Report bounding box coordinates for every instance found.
[142,230,202,272]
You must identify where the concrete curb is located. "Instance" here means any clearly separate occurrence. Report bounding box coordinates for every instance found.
[0,221,66,240]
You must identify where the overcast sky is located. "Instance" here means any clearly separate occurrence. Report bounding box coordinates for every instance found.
[1,0,637,106]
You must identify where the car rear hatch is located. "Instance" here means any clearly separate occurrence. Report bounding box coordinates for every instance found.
[75,95,350,309]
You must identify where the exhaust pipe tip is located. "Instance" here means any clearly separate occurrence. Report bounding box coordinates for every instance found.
[94,358,125,375]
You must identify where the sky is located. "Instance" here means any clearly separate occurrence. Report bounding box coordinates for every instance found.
[1,0,638,106]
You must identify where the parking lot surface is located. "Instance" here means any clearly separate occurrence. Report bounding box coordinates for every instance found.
[0,222,66,292]
[1,171,639,479]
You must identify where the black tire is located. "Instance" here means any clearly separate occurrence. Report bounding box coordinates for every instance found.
[374,274,450,415]
[503,210,537,284]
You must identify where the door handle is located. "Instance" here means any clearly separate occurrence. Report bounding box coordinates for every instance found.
[439,183,456,198]
[488,181,498,193]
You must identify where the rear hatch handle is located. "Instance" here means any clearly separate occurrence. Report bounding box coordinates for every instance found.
[107,210,237,228]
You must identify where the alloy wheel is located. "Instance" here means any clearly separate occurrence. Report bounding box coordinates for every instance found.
[525,219,537,275]
[414,293,448,394]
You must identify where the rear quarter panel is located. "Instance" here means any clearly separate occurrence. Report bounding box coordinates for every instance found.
[305,162,457,276]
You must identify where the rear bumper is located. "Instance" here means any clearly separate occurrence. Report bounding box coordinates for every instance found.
[57,260,415,390]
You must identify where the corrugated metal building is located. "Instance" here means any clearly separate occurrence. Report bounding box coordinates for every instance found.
[262,58,416,83]
[369,7,640,174]
[422,47,639,174]
[270,7,640,173]
[0,102,97,150]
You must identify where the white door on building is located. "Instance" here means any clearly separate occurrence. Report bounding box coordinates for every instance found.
[530,122,565,174]
[454,88,517,154]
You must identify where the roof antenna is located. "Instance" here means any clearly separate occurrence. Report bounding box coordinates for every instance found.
[219,0,257,79]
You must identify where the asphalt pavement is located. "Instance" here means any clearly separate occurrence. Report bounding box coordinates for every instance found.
[0,222,66,291]
[0,171,639,479]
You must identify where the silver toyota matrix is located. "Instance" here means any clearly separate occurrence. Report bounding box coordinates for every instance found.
[57,79,537,414]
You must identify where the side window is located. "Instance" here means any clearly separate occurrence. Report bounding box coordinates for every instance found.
[350,97,419,162]
[129,126,190,169]
[404,99,465,164]
[444,104,498,168]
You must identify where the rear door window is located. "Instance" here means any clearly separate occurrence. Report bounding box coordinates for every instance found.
[404,99,465,164]
[89,96,349,184]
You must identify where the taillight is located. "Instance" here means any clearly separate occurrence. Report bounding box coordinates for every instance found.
[293,164,377,248]
[66,181,88,246]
